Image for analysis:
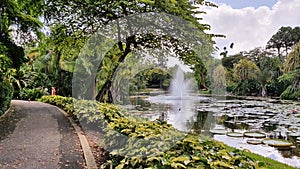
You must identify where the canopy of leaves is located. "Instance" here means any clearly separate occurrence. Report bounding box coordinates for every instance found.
[284,42,300,72]
[49,0,217,102]
[211,64,226,94]
[221,53,245,69]
[44,0,216,65]
[233,58,259,81]
[0,0,43,68]
[266,26,300,57]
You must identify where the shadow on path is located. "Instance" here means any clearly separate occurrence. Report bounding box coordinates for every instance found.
[0,100,86,169]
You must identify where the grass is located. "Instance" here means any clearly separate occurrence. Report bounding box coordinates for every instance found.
[226,146,297,169]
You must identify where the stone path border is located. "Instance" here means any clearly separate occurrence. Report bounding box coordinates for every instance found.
[55,106,98,169]
[1,104,12,117]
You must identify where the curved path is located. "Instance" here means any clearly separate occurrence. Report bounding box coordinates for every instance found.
[0,100,87,169]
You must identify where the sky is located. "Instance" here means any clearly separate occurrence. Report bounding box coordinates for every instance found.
[201,0,300,57]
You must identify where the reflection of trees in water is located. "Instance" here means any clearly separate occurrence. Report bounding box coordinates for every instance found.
[278,147,296,158]
[223,121,249,130]
[186,111,216,134]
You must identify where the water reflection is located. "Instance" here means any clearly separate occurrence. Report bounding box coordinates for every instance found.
[123,94,300,168]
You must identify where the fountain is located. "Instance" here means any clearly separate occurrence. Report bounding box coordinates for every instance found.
[169,67,189,99]
[147,67,209,104]
[146,66,205,131]
[128,67,300,167]
[127,67,300,167]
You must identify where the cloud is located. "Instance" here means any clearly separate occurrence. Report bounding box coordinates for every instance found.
[201,0,300,56]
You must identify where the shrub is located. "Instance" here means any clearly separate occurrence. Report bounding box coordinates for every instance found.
[18,88,45,101]
[39,95,259,169]
[280,86,300,100]
[0,81,13,115]
[233,80,260,96]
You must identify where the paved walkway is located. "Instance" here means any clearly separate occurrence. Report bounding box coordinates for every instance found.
[0,100,86,169]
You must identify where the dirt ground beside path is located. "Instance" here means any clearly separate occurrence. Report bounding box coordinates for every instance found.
[0,100,86,169]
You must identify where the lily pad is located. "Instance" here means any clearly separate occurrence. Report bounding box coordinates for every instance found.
[226,132,244,137]
[244,132,266,138]
[288,132,300,137]
[262,139,293,147]
[247,139,262,145]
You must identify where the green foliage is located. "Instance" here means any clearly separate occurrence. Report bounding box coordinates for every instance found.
[284,42,300,72]
[233,58,259,81]
[230,59,261,95]
[279,42,300,99]
[266,79,288,97]
[233,80,260,96]
[0,81,13,115]
[0,54,13,75]
[0,0,42,68]
[18,88,45,101]
[131,68,171,92]
[193,60,209,90]
[39,95,262,169]
[267,26,300,58]
[0,0,44,114]
[44,0,216,102]
[211,65,226,94]
[280,86,300,100]
[222,54,245,69]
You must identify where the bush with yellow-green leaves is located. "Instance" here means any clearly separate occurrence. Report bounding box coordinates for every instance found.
[39,95,262,169]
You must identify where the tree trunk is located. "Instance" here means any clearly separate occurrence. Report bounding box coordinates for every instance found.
[95,79,113,102]
[95,44,131,102]
[55,52,62,94]
[201,73,207,90]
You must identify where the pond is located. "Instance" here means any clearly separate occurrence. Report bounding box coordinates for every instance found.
[121,90,300,168]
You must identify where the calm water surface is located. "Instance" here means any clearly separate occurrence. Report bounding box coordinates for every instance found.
[121,92,300,168]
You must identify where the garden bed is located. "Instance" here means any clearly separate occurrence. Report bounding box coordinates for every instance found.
[39,95,297,169]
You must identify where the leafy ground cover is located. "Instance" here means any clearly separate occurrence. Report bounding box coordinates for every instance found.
[39,95,297,169]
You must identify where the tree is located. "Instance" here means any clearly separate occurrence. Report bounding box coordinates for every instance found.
[266,26,300,61]
[211,65,226,95]
[221,53,245,69]
[0,0,42,68]
[256,56,284,97]
[233,59,259,81]
[232,58,260,95]
[44,0,216,102]
[244,47,275,64]
[283,42,300,73]
[256,69,272,97]
[0,0,43,112]
[279,42,300,100]
[193,59,208,90]
[283,42,300,90]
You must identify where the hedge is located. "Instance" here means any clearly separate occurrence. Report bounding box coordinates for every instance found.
[0,81,13,115]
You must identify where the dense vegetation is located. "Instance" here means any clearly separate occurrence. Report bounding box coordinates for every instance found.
[219,26,300,99]
[0,0,42,115]
[1,0,299,168]
[1,1,299,115]
[39,95,297,169]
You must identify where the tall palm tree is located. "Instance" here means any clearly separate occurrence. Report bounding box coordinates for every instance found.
[284,42,300,90]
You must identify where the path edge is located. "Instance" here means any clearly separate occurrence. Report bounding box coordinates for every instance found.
[0,103,13,118]
[55,106,98,169]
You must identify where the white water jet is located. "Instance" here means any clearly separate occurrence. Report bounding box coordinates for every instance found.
[145,66,209,131]
[169,67,190,99]
[167,67,195,131]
